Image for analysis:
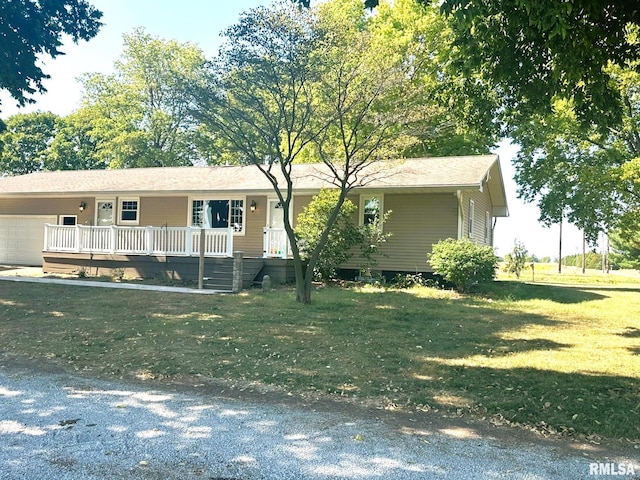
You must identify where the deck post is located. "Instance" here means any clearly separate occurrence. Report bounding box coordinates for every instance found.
[232,251,243,293]
[226,227,234,257]
[198,228,205,290]
[109,226,116,254]
[43,224,49,252]
[75,225,81,252]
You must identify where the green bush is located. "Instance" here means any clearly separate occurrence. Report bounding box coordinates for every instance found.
[504,239,528,278]
[296,188,392,281]
[428,238,498,292]
[391,273,440,289]
[295,189,362,281]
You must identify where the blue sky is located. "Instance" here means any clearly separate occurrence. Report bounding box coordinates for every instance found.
[0,0,588,259]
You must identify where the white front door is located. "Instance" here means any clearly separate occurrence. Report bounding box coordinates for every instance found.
[96,200,114,226]
[268,199,286,229]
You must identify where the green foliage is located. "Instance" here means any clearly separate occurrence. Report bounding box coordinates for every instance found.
[510,93,633,243]
[0,0,102,111]
[295,189,362,281]
[77,28,211,168]
[391,273,440,289]
[562,252,605,271]
[0,111,106,174]
[610,229,640,270]
[440,0,639,128]
[503,240,528,279]
[357,209,392,271]
[0,112,58,175]
[428,238,497,292]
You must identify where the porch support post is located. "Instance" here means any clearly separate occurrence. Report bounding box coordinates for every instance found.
[232,251,243,293]
[109,226,117,254]
[75,225,81,252]
[43,224,49,252]
[198,228,205,290]
[146,226,153,255]
[226,227,234,257]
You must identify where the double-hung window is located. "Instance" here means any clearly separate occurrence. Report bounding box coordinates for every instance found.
[119,198,139,225]
[191,198,245,233]
[361,195,383,227]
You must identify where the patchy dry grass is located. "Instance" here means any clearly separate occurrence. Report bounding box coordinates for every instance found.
[0,278,639,442]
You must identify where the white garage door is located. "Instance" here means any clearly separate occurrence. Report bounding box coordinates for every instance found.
[0,215,57,266]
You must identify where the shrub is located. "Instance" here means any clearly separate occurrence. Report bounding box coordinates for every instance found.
[296,188,393,281]
[428,238,497,292]
[504,239,528,278]
[295,189,362,281]
[391,273,440,289]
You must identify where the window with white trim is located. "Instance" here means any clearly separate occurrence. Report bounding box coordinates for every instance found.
[360,195,383,227]
[191,198,245,233]
[468,199,475,237]
[119,198,139,225]
[59,215,77,226]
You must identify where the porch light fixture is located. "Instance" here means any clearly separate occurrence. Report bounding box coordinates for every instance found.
[78,201,87,212]
[250,200,257,212]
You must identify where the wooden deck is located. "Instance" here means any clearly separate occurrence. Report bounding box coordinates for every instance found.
[42,252,295,289]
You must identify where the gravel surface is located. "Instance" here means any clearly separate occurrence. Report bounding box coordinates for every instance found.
[1,367,637,479]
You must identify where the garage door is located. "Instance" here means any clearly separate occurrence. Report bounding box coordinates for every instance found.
[0,215,57,266]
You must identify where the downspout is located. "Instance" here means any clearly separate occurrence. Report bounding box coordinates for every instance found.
[456,190,463,239]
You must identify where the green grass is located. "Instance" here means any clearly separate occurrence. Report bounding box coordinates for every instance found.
[0,275,639,442]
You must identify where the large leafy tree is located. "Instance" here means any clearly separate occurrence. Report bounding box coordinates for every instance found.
[196,0,435,303]
[0,111,106,174]
[47,110,107,171]
[511,60,640,243]
[367,0,499,157]
[0,112,58,175]
[77,29,211,168]
[0,0,102,112]
[337,0,640,128]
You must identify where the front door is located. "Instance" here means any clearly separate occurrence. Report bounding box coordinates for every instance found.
[268,199,285,229]
[96,200,114,226]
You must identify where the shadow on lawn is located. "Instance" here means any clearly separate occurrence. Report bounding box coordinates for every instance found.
[333,287,639,440]
[481,281,607,304]
[410,363,640,440]
[1,281,638,441]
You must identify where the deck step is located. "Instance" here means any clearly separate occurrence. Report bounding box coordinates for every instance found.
[202,257,265,290]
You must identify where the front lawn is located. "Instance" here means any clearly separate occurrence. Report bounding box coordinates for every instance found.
[0,277,638,442]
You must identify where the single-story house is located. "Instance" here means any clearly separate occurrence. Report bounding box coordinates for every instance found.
[0,155,508,287]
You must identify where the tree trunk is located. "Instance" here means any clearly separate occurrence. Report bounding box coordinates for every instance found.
[292,254,312,304]
[295,273,312,304]
[558,218,563,274]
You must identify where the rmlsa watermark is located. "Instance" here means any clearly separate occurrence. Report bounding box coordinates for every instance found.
[589,462,636,476]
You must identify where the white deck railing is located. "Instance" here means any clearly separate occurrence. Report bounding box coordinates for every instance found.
[44,225,234,257]
[263,227,290,259]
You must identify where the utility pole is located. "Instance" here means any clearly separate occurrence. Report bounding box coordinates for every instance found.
[558,218,563,274]
[582,230,586,274]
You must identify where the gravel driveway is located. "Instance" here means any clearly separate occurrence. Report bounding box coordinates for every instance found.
[0,365,637,479]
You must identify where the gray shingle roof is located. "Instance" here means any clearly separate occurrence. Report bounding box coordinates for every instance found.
[0,155,501,193]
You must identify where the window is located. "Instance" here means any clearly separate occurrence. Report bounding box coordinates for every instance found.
[59,215,77,226]
[468,199,475,236]
[361,195,383,227]
[119,198,139,225]
[191,198,245,233]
